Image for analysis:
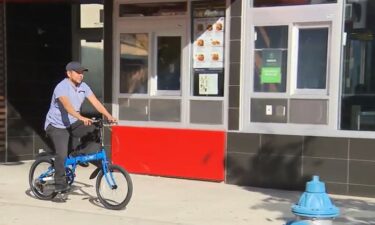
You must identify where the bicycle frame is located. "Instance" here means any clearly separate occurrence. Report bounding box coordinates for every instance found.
[64,148,108,169]
[30,119,132,209]
[38,119,118,189]
[38,149,117,189]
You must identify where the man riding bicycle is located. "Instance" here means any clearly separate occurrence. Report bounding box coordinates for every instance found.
[44,61,117,192]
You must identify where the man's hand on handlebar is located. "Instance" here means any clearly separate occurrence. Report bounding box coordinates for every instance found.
[106,115,118,124]
[80,116,93,126]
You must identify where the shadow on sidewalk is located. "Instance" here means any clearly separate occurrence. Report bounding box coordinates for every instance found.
[0,161,24,166]
[25,181,106,209]
[333,197,375,224]
[242,186,375,224]
[243,186,298,222]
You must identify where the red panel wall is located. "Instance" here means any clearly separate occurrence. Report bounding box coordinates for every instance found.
[111,126,225,181]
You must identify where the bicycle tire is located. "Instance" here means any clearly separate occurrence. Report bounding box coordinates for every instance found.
[96,164,133,210]
[29,158,58,200]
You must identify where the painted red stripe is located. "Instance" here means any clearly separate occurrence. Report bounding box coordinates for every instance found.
[112,126,225,181]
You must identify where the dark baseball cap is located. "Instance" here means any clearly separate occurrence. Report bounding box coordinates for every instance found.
[65,61,88,73]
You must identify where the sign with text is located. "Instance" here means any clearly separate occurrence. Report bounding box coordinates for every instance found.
[199,73,219,95]
[260,49,282,84]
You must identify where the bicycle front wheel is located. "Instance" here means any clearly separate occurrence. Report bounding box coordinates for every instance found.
[96,164,133,210]
[29,158,58,200]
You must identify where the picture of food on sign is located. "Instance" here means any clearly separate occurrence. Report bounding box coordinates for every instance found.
[197,53,205,61]
[215,22,223,31]
[206,24,213,31]
[212,53,219,61]
[211,40,220,46]
[197,39,204,46]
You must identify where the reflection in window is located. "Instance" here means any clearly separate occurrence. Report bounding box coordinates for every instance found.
[254,26,288,93]
[341,1,375,131]
[254,0,337,7]
[120,33,148,94]
[80,40,103,116]
[157,36,181,91]
[297,28,328,89]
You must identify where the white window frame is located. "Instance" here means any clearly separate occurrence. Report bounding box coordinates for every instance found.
[242,3,346,137]
[152,30,185,97]
[112,0,229,130]
[118,31,151,97]
[252,25,290,95]
[290,23,331,96]
[115,19,186,98]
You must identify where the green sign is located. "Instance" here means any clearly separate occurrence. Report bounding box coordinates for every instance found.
[261,67,281,84]
[260,49,282,84]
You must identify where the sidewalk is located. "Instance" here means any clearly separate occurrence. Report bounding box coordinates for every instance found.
[1,161,375,225]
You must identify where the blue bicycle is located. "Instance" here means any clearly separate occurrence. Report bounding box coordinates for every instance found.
[28,119,133,210]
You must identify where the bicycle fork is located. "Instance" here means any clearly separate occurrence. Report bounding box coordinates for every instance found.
[101,160,118,190]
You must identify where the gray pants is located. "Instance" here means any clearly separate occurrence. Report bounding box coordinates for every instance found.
[46,121,100,184]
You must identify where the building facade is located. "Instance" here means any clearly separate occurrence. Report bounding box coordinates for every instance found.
[1,0,375,198]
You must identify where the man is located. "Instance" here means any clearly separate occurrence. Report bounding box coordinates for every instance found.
[44,61,116,192]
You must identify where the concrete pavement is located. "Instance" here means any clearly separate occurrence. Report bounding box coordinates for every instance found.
[1,161,375,225]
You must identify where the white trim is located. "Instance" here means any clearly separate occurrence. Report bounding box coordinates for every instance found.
[290,23,331,96]
[115,18,187,122]
[112,0,227,130]
[241,2,345,136]
[221,0,231,130]
[112,2,120,120]
[117,120,226,131]
[152,29,185,97]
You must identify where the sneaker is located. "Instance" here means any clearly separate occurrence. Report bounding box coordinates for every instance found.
[54,183,70,193]
[45,182,70,193]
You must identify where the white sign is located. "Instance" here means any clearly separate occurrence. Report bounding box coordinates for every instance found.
[199,74,218,95]
[193,17,225,69]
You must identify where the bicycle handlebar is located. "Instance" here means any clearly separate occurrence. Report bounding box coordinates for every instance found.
[91,118,118,127]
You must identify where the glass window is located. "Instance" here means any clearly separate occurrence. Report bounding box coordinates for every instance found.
[341,1,375,131]
[297,28,328,90]
[254,26,288,93]
[80,40,104,116]
[119,2,186,17]
[253,0,337,7]
[119,33,149,94]
[157,36,181,91]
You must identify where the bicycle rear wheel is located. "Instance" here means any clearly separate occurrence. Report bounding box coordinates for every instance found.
[96,164,133,210]
[29,158,58,200]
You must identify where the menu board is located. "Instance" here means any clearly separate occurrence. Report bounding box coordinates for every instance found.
[193,17,225,69]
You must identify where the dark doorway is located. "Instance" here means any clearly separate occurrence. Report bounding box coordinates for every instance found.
[6,3,72,161]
